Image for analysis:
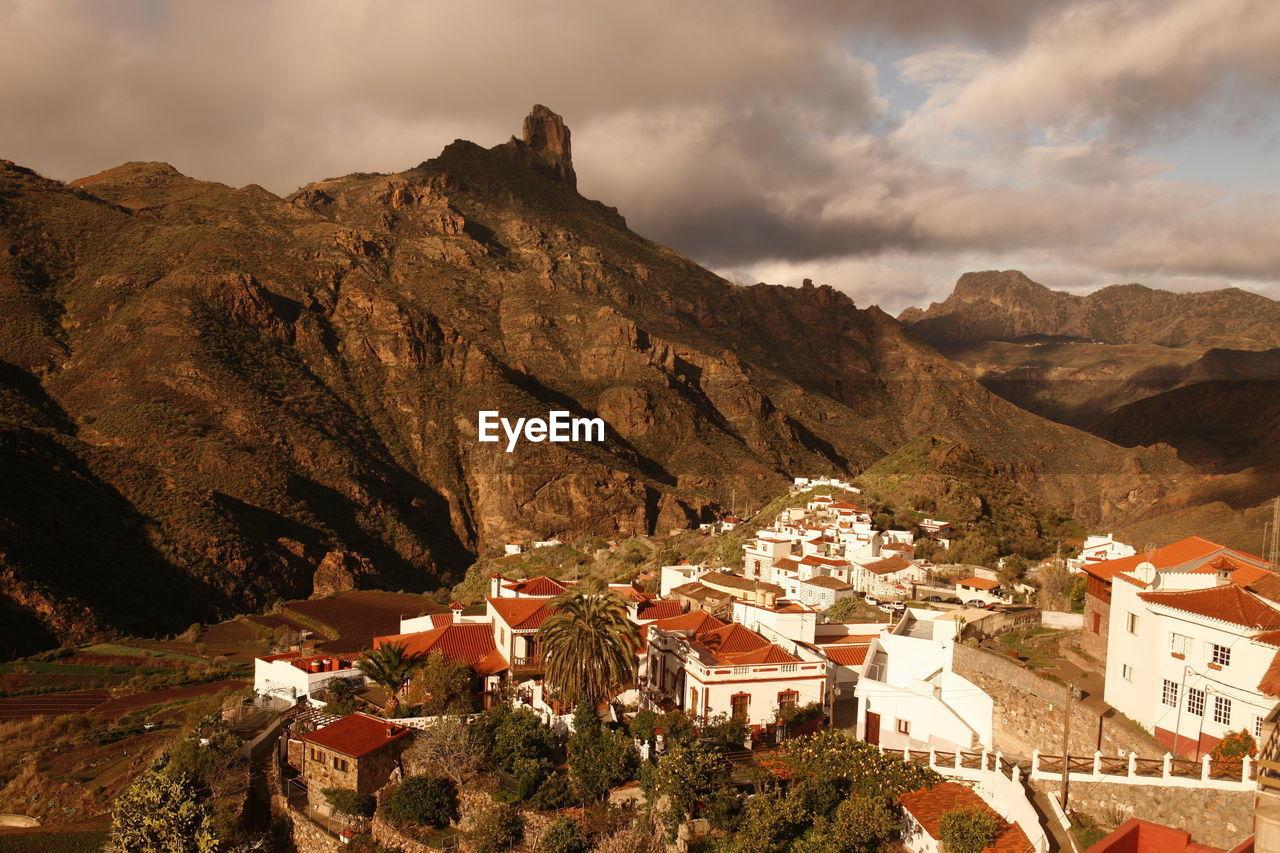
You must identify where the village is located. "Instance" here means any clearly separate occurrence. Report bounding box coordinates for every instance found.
[3,478,1279,853]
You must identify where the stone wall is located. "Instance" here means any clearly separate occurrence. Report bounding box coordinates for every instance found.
[952,645,1164,758]
[1030,778,1254,851]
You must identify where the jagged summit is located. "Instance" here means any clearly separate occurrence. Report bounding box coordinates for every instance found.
[498,104,576,189]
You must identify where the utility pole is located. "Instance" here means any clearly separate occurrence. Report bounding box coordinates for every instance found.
[1060,680,1076,811]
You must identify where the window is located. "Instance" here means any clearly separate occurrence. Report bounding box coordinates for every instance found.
[897,719,911,735]
[731,693,750,722]
[1169,633,1190,656]
[333,756,348,772]
[1121,664,1134,682]
[1126,612,1139,634]
[1187,687,1205,717]
[1092,612,1101,633]
[1211,644,1231,667]
[1162,679,1179,707]
[309,748,323,762]
[778,691,798,712]
[1214,696,1232,726]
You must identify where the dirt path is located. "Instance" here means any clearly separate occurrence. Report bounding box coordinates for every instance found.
[90,679,248,718]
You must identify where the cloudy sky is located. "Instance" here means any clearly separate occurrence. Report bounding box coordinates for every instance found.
[2,0,1279,313]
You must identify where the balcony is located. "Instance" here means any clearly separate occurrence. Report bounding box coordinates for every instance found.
[511,654,544,676]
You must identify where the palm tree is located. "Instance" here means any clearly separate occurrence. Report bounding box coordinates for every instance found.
[356,642,424,716]
[539,584,641,708]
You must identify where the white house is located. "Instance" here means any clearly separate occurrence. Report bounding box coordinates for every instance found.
[254,651,364,707]
[660,563,710,597]
[503,541,526,556]
[1103,562,1280,758]
[955,576,1003,604]
[643,613,827,730]
[854,555,928,598]
[854,610,993,752]
[1068,532,1137,572]
[742,535,795,581]
[798,575,857,609]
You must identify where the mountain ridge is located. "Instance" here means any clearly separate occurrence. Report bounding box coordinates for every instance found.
[0,109,1198,655]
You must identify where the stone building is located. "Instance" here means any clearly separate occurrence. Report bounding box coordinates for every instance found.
[290,712,412,808]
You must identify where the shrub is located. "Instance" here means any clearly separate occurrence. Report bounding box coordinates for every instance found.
[538,816,590,853]
[939,807,1000,853]
[322,787,375,818]
[469,802,524,853]
[381,775,458,828]
[1212,729,1257,761]
[528,772,577,811]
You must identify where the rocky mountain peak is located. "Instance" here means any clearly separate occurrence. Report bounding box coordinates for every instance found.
[501,104,577,189]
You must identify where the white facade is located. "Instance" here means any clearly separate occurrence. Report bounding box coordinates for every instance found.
[254,654,364,705]
[1104,568,1280,757]
[855,615,993,752]
[1068,532,1137,572]
[659,564,709,596]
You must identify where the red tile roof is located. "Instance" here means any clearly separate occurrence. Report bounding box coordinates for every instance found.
[899,782,1033,853]
[864,555,917,576]
[800,554,850,568]
[957,576,1000,590]
[1083,817,1226,853]
[821,644,870,666]
[804,576,853,590]
[300,712,411,759]
[1138,584,1280,630]
[1257,649,1280,697]
[693,622,801,665]
[822,633,879,645]
[652,611,726,634]
[501,576,571,596]
[374,623,508,675]
[1192,556,1272,587]
[1082,536,1232,582]
[635,600,684,621]
[487,596,555,630]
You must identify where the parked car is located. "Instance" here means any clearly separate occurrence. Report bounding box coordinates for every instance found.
[965,599,987,608]
[923,595,942,602]
[864,596,880,606]
[944,597,962,604]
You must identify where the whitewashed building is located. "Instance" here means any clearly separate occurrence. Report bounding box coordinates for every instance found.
[254,651,364,707]
[1103,562,1280,758]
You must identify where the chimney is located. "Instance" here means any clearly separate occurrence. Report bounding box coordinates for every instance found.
[451,601,464,624]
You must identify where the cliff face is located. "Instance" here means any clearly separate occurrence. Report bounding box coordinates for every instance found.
[0,111,1187,654]
[900,270,1280,350]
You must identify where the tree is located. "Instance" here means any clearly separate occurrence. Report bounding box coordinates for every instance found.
[322,787,375,818]
[641,739,729,839]
[730,789,809,853]
[1212,729,1257,761]
[109,768,218,853]
[321,676,358,716]
[1036,558,1072,612]
[471,705,559,800]
[803,795,899,852]
[357,642,425,717]
[539,584,640,706]
[938,807,1000,853]
[414,652,477,715]
[823,596,863,622]
[593,813,666,853]
[405,715,485,787]
[381,775,459,828]
[778,730,942,800]
[469,801,524,853]
[538,816,590,853]
[567,701,639,801]
[703,712,749,747]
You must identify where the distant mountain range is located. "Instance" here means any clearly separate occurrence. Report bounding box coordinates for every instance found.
[899,269,1280,350]
[1,108,1198,655]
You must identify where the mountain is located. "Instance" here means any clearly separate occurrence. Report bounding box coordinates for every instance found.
[0,108,1189,655]
[899,270,1280,350]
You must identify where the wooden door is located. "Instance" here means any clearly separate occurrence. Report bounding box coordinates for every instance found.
[865,711,880,745]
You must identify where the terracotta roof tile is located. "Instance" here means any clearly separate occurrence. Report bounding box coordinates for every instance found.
[899,782,1032,853]
[374,623,507,675]
[820,644,870,666]
[804,576,853,590]
[957,576,1000,590]
[1082,536,1242,582]
[635,600,684,621]
[300,712,411,759]
[1138,584,1280,630]
[487,596,555,630]
[864,556,917,576]
[501,576,570,596]
[652,611,726,634]
[1258,649,1280,697]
